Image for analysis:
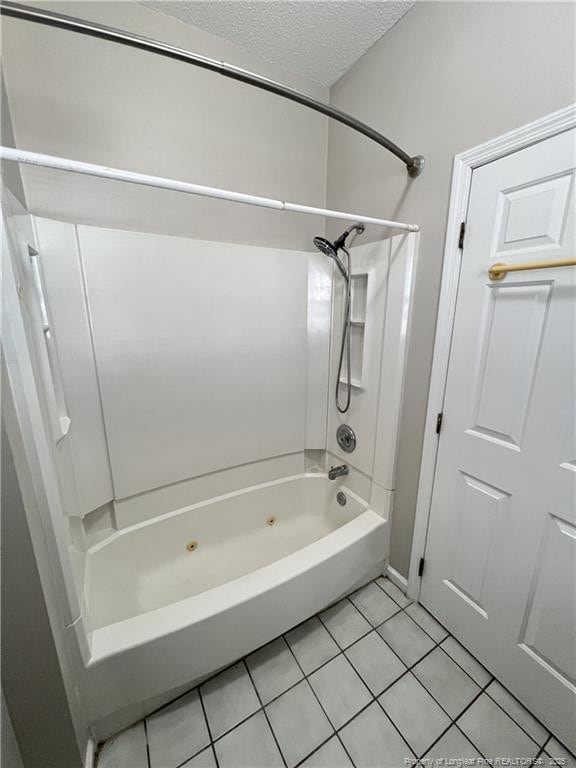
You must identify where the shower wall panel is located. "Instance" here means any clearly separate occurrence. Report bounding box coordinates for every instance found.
[305,252,332,450]
[327,239,389,477]
[326,234,417,490]
[78,227,314,500]
[33,218,114,516]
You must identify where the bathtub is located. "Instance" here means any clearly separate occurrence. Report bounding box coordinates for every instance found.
[80,472,389,728]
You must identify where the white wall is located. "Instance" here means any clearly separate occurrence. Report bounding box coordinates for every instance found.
[1,74,25,207]
[327,0,576,576]
[78,226,314,501]
[1,0,328,250]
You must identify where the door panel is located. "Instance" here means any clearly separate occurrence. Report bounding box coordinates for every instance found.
[520,514,576,687]
[422,128,576,752]
[497,172,573,252]
[447,472,510,618]
[469,281,552,448]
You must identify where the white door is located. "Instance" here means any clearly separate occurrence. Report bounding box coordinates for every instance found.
[421,128,576,751]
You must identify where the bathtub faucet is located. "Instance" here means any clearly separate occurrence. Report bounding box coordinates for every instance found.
[328,464,349,481]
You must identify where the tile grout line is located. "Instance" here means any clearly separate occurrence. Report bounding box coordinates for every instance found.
[454,678,505,760]
[371,694,419,761]
[291,732,353,768]
[197,684,220,768]
[548,735,576,762]
[164,701,221,768]
[316,604,372,652]
[348,596,404,633]
[372,634,453,759]
[242,657,289,768]
[173,746,212,768]
[142,716,152,768]
[419,675,494,761]
[482,676,554,746]
[334,732,356,768]
[481,686,552,751]
[283,623,358,768]
[205,708,265,752]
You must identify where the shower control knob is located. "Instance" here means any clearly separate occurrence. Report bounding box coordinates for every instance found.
[336,424,356,453]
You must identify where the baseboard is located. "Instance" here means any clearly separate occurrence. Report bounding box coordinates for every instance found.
[386,564,408,591]
[84,737,95,768]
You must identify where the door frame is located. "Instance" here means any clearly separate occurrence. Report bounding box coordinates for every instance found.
[407,104,576,600]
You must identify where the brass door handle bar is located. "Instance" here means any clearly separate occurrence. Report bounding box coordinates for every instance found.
[489,258,576,281]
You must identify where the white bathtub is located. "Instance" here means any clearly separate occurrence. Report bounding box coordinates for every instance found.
[81,473,388,728]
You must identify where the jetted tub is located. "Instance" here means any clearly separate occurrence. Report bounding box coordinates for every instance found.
[81,473,388,727]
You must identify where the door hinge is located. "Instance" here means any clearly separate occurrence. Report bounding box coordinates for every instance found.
[458,221,466,250]
[418,557,425,577]
[435,412,443,434]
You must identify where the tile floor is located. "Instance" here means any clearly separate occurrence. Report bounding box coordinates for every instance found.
[97,577,575,768]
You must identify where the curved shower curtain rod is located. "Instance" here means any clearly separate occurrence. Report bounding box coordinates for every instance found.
[0,0,425,178]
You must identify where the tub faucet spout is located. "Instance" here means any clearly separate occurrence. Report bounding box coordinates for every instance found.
[328,464,349,481]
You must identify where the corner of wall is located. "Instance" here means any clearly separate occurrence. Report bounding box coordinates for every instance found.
[1,71,26,207]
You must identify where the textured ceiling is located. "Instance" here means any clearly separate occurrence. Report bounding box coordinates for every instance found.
[142,1,414,86]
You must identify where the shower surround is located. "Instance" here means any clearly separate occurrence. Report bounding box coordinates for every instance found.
[7,212,417,736]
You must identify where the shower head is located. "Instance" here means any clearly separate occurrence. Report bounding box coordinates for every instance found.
[313,223,365,281]
[313,236,337,259]
[313,236,349,280]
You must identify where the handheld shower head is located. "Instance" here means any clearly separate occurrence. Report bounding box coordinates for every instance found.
[313,223,365,415]
[312,223,365,280]
[313,236,349,280]
[312,236,337,259]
